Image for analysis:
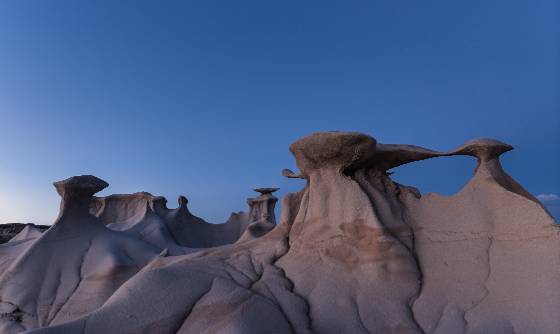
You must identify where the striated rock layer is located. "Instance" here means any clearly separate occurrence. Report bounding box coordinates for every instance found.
[0,131,557,334]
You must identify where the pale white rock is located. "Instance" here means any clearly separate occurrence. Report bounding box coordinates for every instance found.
[0,176,160,333]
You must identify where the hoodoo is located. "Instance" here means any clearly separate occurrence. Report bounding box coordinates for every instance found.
[0,132,557,334]
[0,176,160,333]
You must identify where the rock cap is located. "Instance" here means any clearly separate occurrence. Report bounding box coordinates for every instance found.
[454,138,513,161]
[53,175,108,199]
[289,131,377,174]
[253,188,279,195]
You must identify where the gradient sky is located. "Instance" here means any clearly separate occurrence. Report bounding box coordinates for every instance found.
[0,1,558,225]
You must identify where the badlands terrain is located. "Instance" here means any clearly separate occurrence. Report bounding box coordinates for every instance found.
[0,131,558,334]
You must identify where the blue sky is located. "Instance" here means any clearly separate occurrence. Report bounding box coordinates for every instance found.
[0,1,558,224]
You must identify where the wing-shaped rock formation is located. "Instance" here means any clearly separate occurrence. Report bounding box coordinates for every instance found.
[0,131,556,334]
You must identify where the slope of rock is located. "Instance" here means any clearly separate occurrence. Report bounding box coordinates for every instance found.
[403,139,560,334]
[0,176,160,333]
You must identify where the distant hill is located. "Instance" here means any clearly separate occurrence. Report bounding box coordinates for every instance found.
[0,223,49,243]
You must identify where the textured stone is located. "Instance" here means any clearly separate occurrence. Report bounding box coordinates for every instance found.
[0,131,556,334]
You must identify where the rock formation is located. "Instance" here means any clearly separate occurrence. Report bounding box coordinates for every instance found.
[0,176,160,333]
[0,131,557,334]
[89,187,276,252]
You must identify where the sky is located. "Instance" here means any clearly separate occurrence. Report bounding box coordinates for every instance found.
[0,1,558,225]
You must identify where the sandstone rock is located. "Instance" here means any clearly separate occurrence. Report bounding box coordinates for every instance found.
[0,176,160,333]
[0,133,555,334]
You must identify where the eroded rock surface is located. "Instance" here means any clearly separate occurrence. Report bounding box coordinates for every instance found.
[0,131,556,334]
[90,186,277,252]
[0,176,160,333]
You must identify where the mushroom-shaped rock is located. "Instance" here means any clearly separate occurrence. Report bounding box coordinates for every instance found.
[277,132,423,334]
[0,177,159,332]
[453,138,513,161]
[290,131,376,174]
[453,138,540,204]
[253,187,279,195]
[53,175,108,200]
[246,187,279,225]
[54,175,108,219]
